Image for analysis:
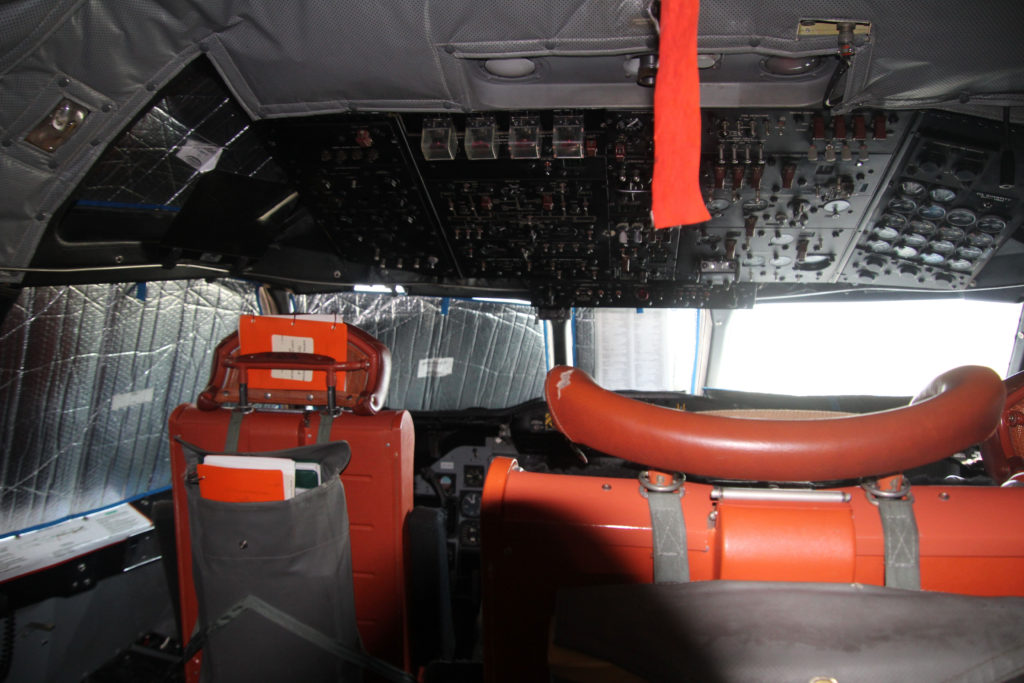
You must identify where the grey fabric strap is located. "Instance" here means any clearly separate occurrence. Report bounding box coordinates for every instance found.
[878,497,921,590]
[185,595,415,683]
[646,490,689,583]
[316,411,335,444]
[224,409,245,451]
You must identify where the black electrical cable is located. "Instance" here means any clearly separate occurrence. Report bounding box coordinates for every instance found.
[822,55,852,110]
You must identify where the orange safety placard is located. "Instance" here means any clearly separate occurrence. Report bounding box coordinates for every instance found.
[236,315,348,391]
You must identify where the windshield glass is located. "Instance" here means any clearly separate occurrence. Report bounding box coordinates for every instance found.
[707,299,1023,396]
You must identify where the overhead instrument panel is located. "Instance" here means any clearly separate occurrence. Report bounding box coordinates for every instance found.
[264,107,1022,307]
[696,110,911,286]
[837,111,1023,289]
[409,111,753,309]
[270,117,462,279]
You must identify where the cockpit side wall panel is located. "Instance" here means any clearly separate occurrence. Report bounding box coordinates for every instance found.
[0,280,257,535]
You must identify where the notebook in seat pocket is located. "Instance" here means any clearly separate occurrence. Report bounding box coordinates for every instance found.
[199,455,297,502]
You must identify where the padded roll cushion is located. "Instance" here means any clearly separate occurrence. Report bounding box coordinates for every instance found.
[545,365,1005,481]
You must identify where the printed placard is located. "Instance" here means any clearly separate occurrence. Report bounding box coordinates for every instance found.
[270,334,314,381]
[417,357,454,378]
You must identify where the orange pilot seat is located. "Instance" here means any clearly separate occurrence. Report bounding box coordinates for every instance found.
[169,324,413,682]
[481,365,1024,682]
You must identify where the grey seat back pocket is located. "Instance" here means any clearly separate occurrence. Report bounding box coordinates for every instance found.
[181,441,361,683]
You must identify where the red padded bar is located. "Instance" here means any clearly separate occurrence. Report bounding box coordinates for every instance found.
[545,365,1005,481]
[982,370,1024,483]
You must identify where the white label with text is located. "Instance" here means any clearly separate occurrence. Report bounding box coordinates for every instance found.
[271,334,314,381]
[417,357,454,378]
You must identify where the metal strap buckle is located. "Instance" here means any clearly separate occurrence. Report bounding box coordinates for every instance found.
[861,477,913,505]
[639,470,685,496]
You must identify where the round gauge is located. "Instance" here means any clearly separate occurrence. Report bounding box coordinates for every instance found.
[918,204,947,220]
[957,245,983,260]
[949,258,973,272]
[874,226,900,241]
[867,239,892,254]
[877,213,907,230]
[946,208,976,227]
[967,231,995,247]
[899,180,927,198]
[769,233,794,245]
[894,245,919,259]
[888,198,917,214]
[938,226,965,241]
[907,219,937,236]
[460,491,481,518]
[742,255,766,266]
[903,233,928,247]
[977,216,1007,234]
[929,187,957,203]
[930,239,956,254]
[921,252,946,265]
[742,199,769,213]
[707,198,732,213]
[823,199,851,215]
[769,256,793,267]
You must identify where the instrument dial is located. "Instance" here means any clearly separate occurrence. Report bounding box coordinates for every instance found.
[899,180,927,198]
[888,198,917,214]
[967,231,994,247]
[878,213,907,230]
[874,226,900,241]
[946,208,977,227]
[929,187,957,203]
[938,226,965,241]
[977,216,1006,234]
[908,219,937,236]
[918,204,947,220]
[957,245,983,260]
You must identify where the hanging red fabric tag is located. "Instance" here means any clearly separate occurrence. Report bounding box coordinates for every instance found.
[652,0,710,229]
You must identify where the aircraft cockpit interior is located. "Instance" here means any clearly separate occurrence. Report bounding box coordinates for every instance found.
[1,1,1024,681]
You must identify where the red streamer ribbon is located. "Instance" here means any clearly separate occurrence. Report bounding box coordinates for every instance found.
[652,0,710,229]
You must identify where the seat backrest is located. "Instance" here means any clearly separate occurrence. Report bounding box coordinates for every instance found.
[480,365,1019,681]
[169,320,411,682]
[196,321,391,416]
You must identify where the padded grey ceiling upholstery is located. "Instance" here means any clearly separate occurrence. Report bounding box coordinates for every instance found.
[1,0,1022,281]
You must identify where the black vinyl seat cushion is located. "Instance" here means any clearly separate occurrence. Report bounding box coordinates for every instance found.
[553,581,1024,683]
